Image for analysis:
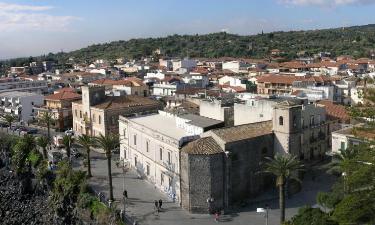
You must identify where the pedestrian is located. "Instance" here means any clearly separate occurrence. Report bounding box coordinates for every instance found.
[214,211,219,222]
[123,190,128,199]
[158,199,163,210]
[154,200,159,213]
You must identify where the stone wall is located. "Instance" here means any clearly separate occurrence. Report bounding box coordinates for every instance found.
[180,152,224,214]
[226,134,274,202]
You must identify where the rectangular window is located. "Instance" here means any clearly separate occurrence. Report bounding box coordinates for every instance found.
[134,156,137,167]
[133,134,137,146]
[161,173,164,185]
[146,164,150,176]
[340,142,346,150]
[80,111,82,118]
[168,177,172,187]
[146,140,149,152]
[123,128,127,139]
[75,110,77,117]
[160,147,163,160]
[167,151,171,164]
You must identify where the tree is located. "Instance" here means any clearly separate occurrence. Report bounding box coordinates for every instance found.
[62,135,74,162]
[94,134,119,202]
[264,154,304,224]
[36,136,49,159]
[286,206,338,225]
[77,134,94,178]
[40,110,54,142]
[3,114,16,132]
[50,161,87,225]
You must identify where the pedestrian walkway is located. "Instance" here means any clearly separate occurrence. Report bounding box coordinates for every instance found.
[78,151,337,225]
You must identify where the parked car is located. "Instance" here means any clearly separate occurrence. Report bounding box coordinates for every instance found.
[27,128,38,134]
[65,129,74,136]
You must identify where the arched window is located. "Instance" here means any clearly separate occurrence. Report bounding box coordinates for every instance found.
[279,116,284,126]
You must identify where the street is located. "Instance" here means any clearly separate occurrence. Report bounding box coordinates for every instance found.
[0,125,337,225]
[72,150,337,225]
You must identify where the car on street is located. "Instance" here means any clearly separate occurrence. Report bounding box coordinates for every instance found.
[65,129,74,136]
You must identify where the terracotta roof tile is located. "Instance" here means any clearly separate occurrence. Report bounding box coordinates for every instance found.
[182,137,223,155]
[45,91,81,101]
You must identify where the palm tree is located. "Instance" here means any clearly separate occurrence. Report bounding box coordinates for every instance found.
[40,110,54,142]
[77,134,94,177]
[3,114,16,133]
[94,134,119,202]
[263,154,304,224]
[62,135,74,162]
[36,136,49,159]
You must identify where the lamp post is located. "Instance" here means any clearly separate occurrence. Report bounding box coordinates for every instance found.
[257,204,270,225]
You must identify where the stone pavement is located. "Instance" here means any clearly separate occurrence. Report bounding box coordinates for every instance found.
[74,151,337,225]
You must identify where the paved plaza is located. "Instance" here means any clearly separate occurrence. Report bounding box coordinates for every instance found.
[72,150,336,225]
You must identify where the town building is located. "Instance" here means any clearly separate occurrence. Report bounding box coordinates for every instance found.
[119,111,224,203]
[180,99,336,213]
[36,89,81,131]
[0,78,48,94]
[0,91,44,122]
[72,86,161,137]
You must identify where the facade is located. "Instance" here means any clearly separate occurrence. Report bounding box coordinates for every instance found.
[180,99,339,213]
[172,59,197,72]
[36,90,81,131]
[234,98,278,126]
[0,78,48,94]
[119,111,224,203]
[218,75,247,89]
[273,100,331,159]
[152,77,184,96]
[0,91,44,122]
[72,86,162,137]
[181,121,274,213]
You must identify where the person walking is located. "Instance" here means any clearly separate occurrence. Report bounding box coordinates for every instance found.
[158,199,163,210]
[154,200,159,214]
[123,190,128,199]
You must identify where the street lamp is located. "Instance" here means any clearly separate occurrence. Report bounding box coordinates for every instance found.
[257,204,270,225]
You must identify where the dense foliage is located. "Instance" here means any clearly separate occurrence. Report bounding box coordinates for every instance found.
[2,24,375,68]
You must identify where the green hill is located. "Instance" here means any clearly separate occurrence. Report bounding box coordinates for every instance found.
[3,24,375,67]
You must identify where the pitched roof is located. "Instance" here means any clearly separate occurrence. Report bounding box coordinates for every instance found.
[317,100,350,123]
[211,121,273,143]
[182,137,223,155]
[92,95,161,110]
[45,91,81,101]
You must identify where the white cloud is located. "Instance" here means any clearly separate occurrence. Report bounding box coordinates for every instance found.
[0,2,79,31]
[0,2,53,12]
[279,0,375,7]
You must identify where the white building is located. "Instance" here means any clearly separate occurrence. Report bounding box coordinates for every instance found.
[181,73,209,88]
[0,78,48,94]
[331,126,364,154]
[119,111,223,202]
[218,75,247,89]
[172,59,197,72]
[0,91,44,122]
[234,99,279,126]
[222,61,247,73]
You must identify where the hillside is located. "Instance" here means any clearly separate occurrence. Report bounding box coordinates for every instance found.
[3,24,375,66]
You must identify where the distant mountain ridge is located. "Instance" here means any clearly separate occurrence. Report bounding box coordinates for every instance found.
[3,23,375,66]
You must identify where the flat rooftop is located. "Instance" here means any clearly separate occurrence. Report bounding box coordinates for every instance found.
[127,114,190,140]
[0,91,42,98]
[179,114,223,128]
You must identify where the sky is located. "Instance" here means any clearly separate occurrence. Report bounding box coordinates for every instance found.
[1,0,375,59]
